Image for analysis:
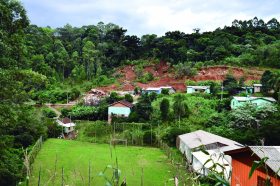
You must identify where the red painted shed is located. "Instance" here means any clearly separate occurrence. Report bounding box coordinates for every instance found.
[225,146,280,186]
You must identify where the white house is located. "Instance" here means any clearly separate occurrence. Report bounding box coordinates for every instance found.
[186,86,210,94]
[253,84,262,93]
[143,86,176,94]
[177,130,243,178]
[56,118,76,134]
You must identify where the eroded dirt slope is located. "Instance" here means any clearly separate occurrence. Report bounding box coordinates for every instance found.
[97,62,263,92]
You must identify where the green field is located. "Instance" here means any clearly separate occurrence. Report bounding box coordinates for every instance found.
[29,139,176,186]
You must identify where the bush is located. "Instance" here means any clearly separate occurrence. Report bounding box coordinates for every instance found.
[161,127,190,146]
[161,88,169,95]
[84,121,110,137]
[125,94,133,103]
[42,108,57,118]
[61,108,70,117]
[46,120,61,138]
[139,72,154,83]
[70,106,97,120]
[174,62,197,78]
[143,130,157,145]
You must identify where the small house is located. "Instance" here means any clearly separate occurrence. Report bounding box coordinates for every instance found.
[186,86,210,94]
[56,117,76,139]
[143,87,162,94]
[241,86,254,94]
[225,146,280,186]
[108,100,133,123]
[177,130,243,177]
[143,86,175,94]
[230,96,276,109]
[253,84,262,93]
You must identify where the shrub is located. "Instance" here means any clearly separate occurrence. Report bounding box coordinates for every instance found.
[174,62,197,78]
[42,108,57,118]
[138,72,154,83]
[124,94,133,103]
[70,106,97,120]
[46,120,61,138]
[161,88,169,95]
[143,130,157,145]
[161,127,190,146]
[84,121,110,137]
[61,108,70,117]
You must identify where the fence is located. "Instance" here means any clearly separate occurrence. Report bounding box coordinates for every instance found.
[22,136,43,185]
[157,139,200,186]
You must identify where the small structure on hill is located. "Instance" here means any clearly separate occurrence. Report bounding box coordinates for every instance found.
[225,146,280,186]
[230,96,276,109]
[84,89,107,106]
[186,86,210,94]
[177,130,243,179]
[108,100,133,123]
[143,86,175,94]
[56,117,76,139]
[240,84,263,94]
[241,86,254,94]
[253,84,262,93]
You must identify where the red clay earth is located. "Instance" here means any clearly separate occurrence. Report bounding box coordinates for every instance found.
[96,62,263,93]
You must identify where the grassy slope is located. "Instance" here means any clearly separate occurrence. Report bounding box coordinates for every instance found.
[30,139,175,186]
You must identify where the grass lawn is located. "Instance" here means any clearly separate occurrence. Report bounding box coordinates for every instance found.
[29,139,176,186]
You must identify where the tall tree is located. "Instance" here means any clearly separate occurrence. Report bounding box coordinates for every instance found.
[160,98,170,121]
[82,41,97,79]
[173,94,190,125]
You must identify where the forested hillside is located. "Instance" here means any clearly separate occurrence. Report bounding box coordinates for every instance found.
[23,17,280,82]
[1,0,280,185]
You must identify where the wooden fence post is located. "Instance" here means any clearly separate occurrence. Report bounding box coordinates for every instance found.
[61,167,64,186]
[38,166,41,186]
[88,161,91,186]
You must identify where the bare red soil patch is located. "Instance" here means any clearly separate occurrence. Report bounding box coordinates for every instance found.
[96,63,263,93]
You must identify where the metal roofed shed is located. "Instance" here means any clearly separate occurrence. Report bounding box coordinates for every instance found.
[224,146,280,185]
[250,146,280,177]
[177,130,243,178]
[177,130,243,154]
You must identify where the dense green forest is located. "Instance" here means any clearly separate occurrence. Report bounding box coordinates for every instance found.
[1,0,280,185]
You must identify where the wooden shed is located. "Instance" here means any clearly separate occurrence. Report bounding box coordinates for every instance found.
[225,146,280,186]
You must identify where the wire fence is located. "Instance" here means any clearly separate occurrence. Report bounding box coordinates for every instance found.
[157,139,199,186]
[22,136,43,185]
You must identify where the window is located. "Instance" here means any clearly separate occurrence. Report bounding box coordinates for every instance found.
[257,176,272,186]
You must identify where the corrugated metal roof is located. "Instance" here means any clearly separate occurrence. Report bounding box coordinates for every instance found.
[146,87,161,91]
[179,130,243,152]
[233,96,276,102]
[250,146,280,176]
[145,86,174,91]
[187,86,210,89]
[56,120,76,127]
